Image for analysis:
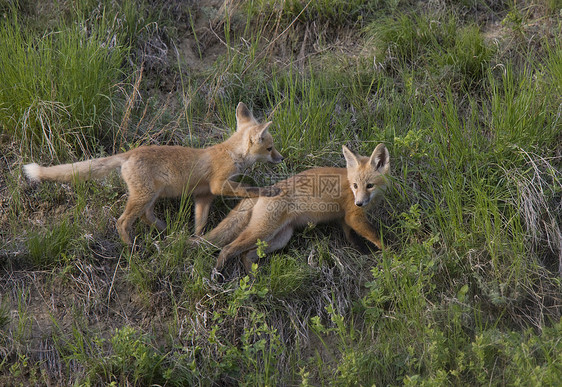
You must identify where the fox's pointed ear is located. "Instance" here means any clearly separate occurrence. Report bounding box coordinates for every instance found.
[369,143,390,172]
[236,102,256,131]
[342,145,359,168]
[251,122,272,143]
[262,121,272,132]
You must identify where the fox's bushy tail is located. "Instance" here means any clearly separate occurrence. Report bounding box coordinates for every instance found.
[24,154,128,183]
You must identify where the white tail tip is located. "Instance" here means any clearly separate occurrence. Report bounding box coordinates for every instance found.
[23,163,42,182]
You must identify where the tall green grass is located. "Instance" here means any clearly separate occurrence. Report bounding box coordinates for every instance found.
[370,12,494,90]
[0,23,116,158]
[0,3,139,159]
[243,0,383,28]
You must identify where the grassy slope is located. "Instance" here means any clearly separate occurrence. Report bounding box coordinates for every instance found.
[1,0,561,385]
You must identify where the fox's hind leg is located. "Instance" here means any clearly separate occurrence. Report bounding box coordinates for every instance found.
[216,220,291,273]
[142,206,166,231]
[138,191,166,231]
[216,228,268,272]
[117,190,160,245]
[242,225,294,273]
[198,199,254,247]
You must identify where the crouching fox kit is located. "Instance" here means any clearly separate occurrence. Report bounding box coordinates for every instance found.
[23,103,284,245]
[200,143,390,274]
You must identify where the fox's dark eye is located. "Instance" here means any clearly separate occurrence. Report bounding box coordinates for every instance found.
[267,147,273,152]
[366,183,374,189]
[353,183,358,189]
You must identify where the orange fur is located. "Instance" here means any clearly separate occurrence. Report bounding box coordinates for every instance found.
[24,103,283,245]
[201,144,390,273]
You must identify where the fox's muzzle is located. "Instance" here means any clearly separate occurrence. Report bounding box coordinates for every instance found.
[354,194,370,207]
[271,149,284,164]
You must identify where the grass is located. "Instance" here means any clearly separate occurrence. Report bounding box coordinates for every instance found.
[1,0,561,385]
[0,0,149,160]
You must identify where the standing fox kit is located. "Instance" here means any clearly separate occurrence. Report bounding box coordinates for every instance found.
[200,143,390,274]
[23,102,284,245]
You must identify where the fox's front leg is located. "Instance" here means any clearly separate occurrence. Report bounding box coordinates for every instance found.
[344,212,382,250]
[211,179,280,198]
[341,221,369,253]
[194,195,214,235]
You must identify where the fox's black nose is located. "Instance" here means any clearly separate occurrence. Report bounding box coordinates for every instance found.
[355,202,363,207]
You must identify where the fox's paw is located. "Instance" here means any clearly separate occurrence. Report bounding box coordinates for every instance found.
[260,186,281,197]
[210,268,225,283]
[188,235,205,247]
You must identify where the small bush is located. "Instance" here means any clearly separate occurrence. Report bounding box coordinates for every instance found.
[371,13,457,66]
[264,254,313,297]
[91,326,167,385]
[370,13,494,89]
[26,219,75,268]
[436,23,494,84]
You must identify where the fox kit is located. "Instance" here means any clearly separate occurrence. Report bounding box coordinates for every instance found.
[200,143,390,274]
[23,102,284,245]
